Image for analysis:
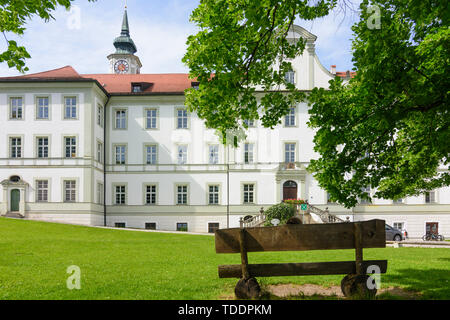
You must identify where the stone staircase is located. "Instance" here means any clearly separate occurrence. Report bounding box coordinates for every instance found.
[306,203,344,223]
[240,208,267,228]
[240,203,344,228]
[4,212,24,219]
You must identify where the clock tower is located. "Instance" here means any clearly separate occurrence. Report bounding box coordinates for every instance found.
[108,8,142,74]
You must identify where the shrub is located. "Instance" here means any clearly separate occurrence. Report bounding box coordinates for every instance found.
[283,199,306,205]
[264,202,296,226]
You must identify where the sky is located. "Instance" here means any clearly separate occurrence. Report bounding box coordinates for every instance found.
[0,0,361,77]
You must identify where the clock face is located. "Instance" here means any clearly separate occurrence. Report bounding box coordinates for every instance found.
[114,60,129,74]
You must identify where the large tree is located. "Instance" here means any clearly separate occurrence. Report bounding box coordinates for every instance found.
[0,0,96,73]
[308,0,449,207]
[182,0,337,132]
[183,0,449,207]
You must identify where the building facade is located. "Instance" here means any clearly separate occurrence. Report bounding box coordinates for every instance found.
[1,10,449,238]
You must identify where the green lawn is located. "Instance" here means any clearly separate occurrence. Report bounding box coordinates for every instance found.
[0,217,449,300]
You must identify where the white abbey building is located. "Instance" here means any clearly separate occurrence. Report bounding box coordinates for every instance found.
[1,10,449,238]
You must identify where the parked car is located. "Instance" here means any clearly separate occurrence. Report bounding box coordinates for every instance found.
[385,224,403,241]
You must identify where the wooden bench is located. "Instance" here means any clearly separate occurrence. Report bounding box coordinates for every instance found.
[215,219,388,299]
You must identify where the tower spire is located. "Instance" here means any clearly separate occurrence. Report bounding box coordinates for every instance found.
[121,7,130,36]
[113,7,137,55]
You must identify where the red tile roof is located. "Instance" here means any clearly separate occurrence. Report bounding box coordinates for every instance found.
[82,73,193,94]
[0,65,82,79]
[0,66,195,94]
[335,71,356,79]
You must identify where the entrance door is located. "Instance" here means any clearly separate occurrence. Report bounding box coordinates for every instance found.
[426,222,438,235]
[283,181,298,200]
[10,189,20,212]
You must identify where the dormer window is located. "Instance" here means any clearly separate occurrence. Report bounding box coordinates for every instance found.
[132,84,142,93]
[131,82,152,93]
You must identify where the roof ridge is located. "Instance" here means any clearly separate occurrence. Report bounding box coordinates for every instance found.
[0,65,81,79]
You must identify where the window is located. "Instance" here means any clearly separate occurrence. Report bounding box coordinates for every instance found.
[10,137,22,158]
[285,107,296,126]
[64,180,76,202]
[97,183,104,204]
[208,185,219,205]
[209,145,219,164]
[146,109,157,129]
[36,180,49,202]
[97,142,103,163]
[359,186,371,204]
[115,110,127,129]
[132,84,142,93]
[393,222,404,230]
[177,223,188,232]
[64,97,77,119]
[425,191,436,204]
[10,176,20,182]
[177,185,188,205]
[115,222,126,228]
[146,145,157,164]
[285,70,295,84]
[145,223,156,230]
[177,145,187,165]
[37,137,49,158]
[244,119,255,127]
[36,97,49,119]
[145,185,157,205]
[285,143,296,163]
[176,109,188,129]
[393,198,403,204]
[64,137,77,158]
[243,184,255,204]
[208,223,219,233]
[97,104,104,127]
[10,97,23,119]
[115,145,126,165]
[115,185,126,205]
[244,143,254,164]
[327,193,336,204]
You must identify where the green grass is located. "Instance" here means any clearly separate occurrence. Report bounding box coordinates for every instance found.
[0,217,449,300]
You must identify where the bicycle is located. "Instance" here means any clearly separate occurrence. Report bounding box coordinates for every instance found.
[422,233,445,241]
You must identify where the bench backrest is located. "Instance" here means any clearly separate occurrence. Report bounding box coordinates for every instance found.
[215,219,385,254]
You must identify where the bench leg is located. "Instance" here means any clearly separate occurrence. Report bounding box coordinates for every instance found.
[235,228,261,299]
[235,277,261,300]
[341,274,377,299]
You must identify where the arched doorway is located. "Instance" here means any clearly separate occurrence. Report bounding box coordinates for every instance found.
[283,181,298,201]
[10,189,20,212]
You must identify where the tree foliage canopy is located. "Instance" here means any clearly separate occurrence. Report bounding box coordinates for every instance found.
[0,0,96,72]
[184,0,449,207]
[182,0,337,137]
[308,0,449,207]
